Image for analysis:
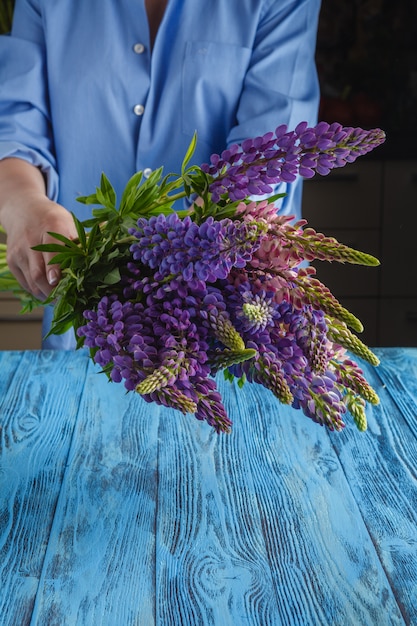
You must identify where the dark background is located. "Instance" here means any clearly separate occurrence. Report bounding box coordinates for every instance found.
[316,0,416,145]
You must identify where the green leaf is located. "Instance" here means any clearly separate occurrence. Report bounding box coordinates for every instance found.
[80,217,100,229]
[71,213,87,249]
[102,267,121,285]
[45,231,80,248]
[32,243,69,253]
[146,205,175,217]
[95,186,117,212]
[119,171,144,215]
[181,132,198,174]
[265,192,287,204]
[237,374,247,388]
[48,251,83,265]
[144,166,164,187]
[77,192,100,205]
[91,207,115,221]
[48,316,76,337]
[86,223,102,254]
[100,172,117,208]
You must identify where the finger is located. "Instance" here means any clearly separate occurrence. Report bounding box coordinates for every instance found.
[41,232,65,288]
[6,246,40,298]
[27,252,51,300]
[10,255,47,300]
[9,262,32,296]
[41,218,78,287]
[46,265,60,288]
[43,253,61,288]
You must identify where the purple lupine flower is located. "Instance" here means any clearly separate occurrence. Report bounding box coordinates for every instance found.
[59,116,386,436]
[77,295,157,390]
[202,122,385,202]
[236,288,277,334]
[292,371,347,431]
[144,375,232,433]
[216,277,350,429]
[195,382,233,433]
[77,274,238,431]
[290,307,329,373]
[129,213,264,283]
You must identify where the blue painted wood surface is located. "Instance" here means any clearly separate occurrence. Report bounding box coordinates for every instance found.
[0,348,416,625]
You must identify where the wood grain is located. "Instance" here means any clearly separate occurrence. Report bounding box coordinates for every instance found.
[0,350,89,626]
[0,349,416,624]
[221,374,405,625]
[331,348,417,626]
[30,360,161,626]
[155,408,281,625]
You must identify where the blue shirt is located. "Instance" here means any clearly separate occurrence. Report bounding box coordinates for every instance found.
[0,0,321,347]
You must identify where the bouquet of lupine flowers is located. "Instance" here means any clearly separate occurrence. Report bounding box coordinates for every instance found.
[0,121,386,434]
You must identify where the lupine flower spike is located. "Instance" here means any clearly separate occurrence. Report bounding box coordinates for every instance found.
[0,121,385,433]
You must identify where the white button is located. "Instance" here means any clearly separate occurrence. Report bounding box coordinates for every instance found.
[133,104,145,116]
[133,42,145,54]
[143,168,153,179]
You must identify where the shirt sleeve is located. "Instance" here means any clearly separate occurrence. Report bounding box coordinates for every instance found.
[227,0,321,218]
[0,0,59,200]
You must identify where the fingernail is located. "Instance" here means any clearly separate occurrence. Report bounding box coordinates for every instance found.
[48,269,59,286]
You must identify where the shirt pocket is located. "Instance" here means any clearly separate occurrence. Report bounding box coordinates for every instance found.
[182,41,252,146]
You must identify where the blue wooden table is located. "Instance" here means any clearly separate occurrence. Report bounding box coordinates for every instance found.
[0,348,416,625]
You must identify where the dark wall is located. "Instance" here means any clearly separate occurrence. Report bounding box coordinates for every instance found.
[316,0,417,136]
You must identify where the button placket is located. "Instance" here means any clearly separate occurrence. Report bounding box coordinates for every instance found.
[132,41,147,117]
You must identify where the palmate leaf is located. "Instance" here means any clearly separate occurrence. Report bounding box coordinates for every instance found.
[33,227,87,271]
[90,207,117,222]
[77,173,118,213]
[119,171,144,215]
[127,167,165,213]
[95,187,116,213]
[116,167,174,218]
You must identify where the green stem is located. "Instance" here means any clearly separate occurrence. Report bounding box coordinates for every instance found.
[160,190,188,203]
[114,235,137,246]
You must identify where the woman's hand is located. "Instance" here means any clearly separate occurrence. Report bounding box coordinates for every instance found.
[0,158,78,300]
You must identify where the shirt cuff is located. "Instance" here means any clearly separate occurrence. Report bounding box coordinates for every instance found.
[0,141,59,201]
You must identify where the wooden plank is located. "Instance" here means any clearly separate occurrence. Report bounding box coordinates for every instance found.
[0,350,89,626]
[155,373,404,625]
[330,348,417,626]
[373,347,417,435]
[1,349,415,624]
[0,350,23,400]
[155,406,281,625]
[30,360,160,626]
[220,375,406,625]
